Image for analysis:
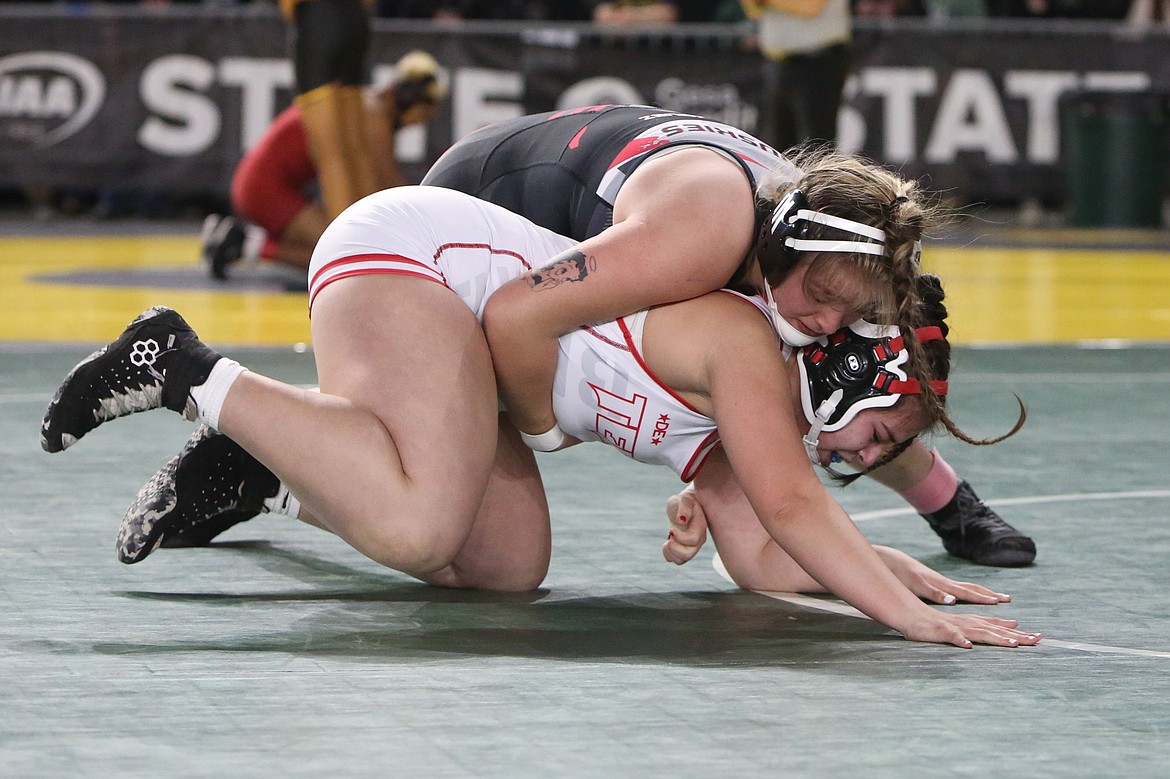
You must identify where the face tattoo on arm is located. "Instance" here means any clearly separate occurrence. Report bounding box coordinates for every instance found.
[528,250,598,290]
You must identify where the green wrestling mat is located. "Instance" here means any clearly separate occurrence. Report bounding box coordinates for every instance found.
[3,342,1170,778]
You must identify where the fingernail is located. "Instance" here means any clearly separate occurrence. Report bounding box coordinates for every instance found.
[943,595,956,605]
[668,531,675,540]
[678,515,687,524]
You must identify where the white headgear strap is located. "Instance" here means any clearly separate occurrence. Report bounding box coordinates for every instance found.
[776,207,888,257]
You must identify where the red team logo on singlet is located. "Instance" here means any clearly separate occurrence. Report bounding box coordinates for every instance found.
[650,414,671,446]
[589,383,647,456]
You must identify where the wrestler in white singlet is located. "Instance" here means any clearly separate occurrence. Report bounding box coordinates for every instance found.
[308,185,576,315]
[308,186,779,482]
[550,294,776,481]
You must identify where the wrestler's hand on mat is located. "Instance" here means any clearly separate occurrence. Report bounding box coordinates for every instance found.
[663,485,708,565]
[898,612,1042,649]
[874,546,1012,605]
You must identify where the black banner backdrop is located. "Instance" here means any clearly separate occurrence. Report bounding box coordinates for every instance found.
[1,11,1168,205]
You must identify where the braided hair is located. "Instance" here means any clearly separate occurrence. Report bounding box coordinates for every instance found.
[753,146,953,427]
[914,273,1026,445]
[831,273,1027,484]
[754,146,937,324]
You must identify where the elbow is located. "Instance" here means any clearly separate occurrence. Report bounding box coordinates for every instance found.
[759,491,819,535]
[482,282,518,331]
[483,279,545,345]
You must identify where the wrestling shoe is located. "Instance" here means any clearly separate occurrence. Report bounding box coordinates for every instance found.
[118,425,279,564]
[201,213,247,281]
[921,480,1036,567]
[41,306,221,453]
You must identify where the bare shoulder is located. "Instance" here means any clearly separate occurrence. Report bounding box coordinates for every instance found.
[643,292,780,405]
[612,148,757,274]
[652,291,777,356]
[633,145,750,185]
[616,147,756,225]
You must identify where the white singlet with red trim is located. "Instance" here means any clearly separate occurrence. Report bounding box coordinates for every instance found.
[308,186,577,316]
[307,185,780,482]
[550,291,778,482]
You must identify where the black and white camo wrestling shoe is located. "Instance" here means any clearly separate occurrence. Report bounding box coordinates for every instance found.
[41,307,221,453]
[117,425,279,564]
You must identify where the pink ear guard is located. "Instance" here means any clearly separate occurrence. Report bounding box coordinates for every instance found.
[797,320,948,465]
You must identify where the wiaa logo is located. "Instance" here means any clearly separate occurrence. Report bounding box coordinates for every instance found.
[0,52,104,148]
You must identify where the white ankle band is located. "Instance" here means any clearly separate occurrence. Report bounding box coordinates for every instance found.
[189,358,246,431]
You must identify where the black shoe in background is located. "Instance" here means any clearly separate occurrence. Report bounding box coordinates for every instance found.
[201,214,247,281]
[921,481,1036,567]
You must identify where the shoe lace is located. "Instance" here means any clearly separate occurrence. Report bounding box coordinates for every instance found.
[951,487,1020,544]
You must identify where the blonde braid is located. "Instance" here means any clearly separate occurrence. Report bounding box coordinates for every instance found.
[829,273,1027,485]
[883,188,938,421]
[755,146,945,322]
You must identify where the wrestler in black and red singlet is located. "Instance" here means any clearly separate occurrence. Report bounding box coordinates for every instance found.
[422,104,795,242]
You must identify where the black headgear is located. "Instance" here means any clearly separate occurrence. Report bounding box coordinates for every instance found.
[798,320,949,434]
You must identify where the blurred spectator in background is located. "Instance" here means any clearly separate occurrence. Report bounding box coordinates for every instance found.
[984,0,1132,18]
[741,0,852,151]
[592,1,680,23]
[714,0,749,20]
[200,51,446,281]
[375,1,592,19]
[590,0,732,24]
[463,0,590,18]
[281,0,379,224]
[664,0,740,21]
[1127,0,1170,26]
[921,0,987,17]
[373,0,456,17]
[851,0,926,16]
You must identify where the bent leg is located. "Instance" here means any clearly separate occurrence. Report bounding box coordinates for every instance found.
[865,438,935,492]
[217,275,500,577]
[422,416,552,591]
[272,205,331,270]
[866,441,1036,567]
